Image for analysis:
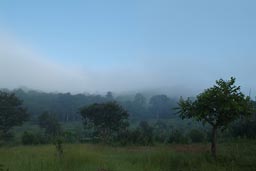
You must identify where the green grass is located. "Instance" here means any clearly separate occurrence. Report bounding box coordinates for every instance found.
[1,140,256,171]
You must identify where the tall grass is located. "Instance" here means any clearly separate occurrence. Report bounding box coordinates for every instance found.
[0,140,256,171]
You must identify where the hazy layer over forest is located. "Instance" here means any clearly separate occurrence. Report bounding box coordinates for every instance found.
[1,1,256,97]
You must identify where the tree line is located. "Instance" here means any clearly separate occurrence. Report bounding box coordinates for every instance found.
[0,77,256,158]
[11,89,178,121]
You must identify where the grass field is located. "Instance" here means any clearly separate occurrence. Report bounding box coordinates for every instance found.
[0,140,256,171]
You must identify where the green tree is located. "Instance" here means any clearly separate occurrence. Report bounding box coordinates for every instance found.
[153,121,168,143]
[22,131,37,145]
[80,102,129,143]
[177,77,254,157]
[133,93,148,118]
[105,91,114,101]
[188,129,205,143]
[137,121,153,145]
[38,112,62,137]
[168,128,188,144]
[0,91,28,139]
[149,95,173,119]
[134,93,146,107]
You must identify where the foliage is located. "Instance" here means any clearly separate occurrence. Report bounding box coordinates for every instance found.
[131,93,148,119]
[178,77,254,129]
[187,129,206,143]
[62,131,79,143]
[38,112,62,137]
[14,89,108,121]
[0,91,28,139]
[117,121,154,146]
[153,121,169,143]
[105,91,114,101]
[22,131,36,145]
[177,77,255,157]
[149,95,176,119]
[80,102,129,143]
[168,129,188,144]
[231,101,256,138]
[136,121,154,145]
[22,131,49,145]
[13,89,179,121]
[54,137,64,158]
[231,112,256,138]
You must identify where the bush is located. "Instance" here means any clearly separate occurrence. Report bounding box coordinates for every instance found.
[54,137,64,158]
[168,129,188,144]
[153,121,169,143]
[231,117,256,138]
[187,129,205,143]
[137,121,154,145]
[62,131,78,143]
[115,130,133,145]
[116,121,154,146]
[38,112,62,137]
[22,131,50,145]
[22,131,36,145]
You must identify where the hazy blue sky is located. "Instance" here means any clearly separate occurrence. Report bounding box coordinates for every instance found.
[0,0,255,97]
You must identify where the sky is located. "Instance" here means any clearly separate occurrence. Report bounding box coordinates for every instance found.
[0,0,256,97]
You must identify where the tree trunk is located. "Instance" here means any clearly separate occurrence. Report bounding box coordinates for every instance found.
[211,126,217,158]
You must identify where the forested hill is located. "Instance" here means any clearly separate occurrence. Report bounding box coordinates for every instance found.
[7,89,179,121]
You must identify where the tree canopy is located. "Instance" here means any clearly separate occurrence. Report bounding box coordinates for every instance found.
[177,77,255,157]
[149,95,175,119]
[80,102,129,142]
[38,112,62,137]
[0,91,28,139]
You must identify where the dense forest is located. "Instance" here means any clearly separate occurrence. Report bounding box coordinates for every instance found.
[8,88,179,121]
[1,0,256,170]
[1,86,256,145]
[1,79,256,171]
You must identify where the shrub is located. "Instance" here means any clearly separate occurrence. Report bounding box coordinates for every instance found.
[137,121,154,145]
[22,131,50,145]
[54,137,63,158]
[116,121,154,146]
[153,121,169,143]
[187,129,205,143]
[62,131,78,143]
[22,131,36,145]
[231,117,256,138]
[168,129,188,144]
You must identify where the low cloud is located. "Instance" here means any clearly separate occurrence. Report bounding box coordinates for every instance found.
[0,32,198,95]
[0,32,255,98]
[0,32,88,93]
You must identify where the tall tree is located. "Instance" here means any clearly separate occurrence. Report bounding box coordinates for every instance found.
[105,91,114,101]
[131,93,148,119]
[38,112,61,137]
[0,91,28,138]
[149,95,171,119]
[177,77,254,157]
[134,93,146,107]
[80,102,129,143]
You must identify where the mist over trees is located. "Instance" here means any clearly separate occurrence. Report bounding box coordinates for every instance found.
[0,81,256,149]
[7,88,179,122]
